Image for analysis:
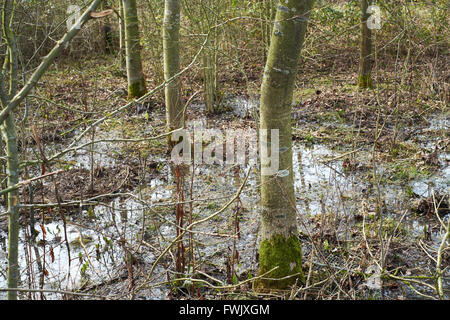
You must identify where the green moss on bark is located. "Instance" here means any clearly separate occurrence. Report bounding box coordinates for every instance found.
[254,235,304,291]
[357,0,373,90]
[127,78,147,99]
[357,74,373,89]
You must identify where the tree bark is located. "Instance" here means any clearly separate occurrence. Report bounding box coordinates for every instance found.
[1,114,19,300]
[202,0,221,114]
[1,0,20,300]
[119,0,126,69]
[261,0,276,61]
[123,0,147,99]
[203,36,216,114]
[163,0,183,132]
[255,0,315,291]
[358,0,373,89]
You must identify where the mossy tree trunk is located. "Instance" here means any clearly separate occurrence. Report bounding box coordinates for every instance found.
[123,0,147,99]
[1,0,20,300]
[255,0,315,291]
[357,0,373,89]
[163,0,183,133]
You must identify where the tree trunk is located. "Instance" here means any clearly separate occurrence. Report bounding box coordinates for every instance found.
[119,0,126,69]
[1,0,20,300]
[163,0,183,132]
[358,0,373,89]
[203,37,216,114]
[255,0,315,291]
[1,114,19,300]
[123,0,147,99]
[261,0,276,61]
[202,0,221,114]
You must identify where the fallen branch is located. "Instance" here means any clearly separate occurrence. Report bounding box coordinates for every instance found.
[0,169,63,197]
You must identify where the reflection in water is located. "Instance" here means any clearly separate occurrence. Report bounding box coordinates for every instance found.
[296,149,311,217]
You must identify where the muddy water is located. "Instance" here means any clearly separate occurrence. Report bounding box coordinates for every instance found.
[0,99,448,299]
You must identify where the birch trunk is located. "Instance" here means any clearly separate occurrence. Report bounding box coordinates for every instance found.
[358,0,373,89]
[255,0,315,290]
[123,0,147,98]
[163,0,183,132]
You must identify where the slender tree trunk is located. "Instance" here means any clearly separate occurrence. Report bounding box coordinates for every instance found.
[1,0,20,300]
[203,37,216,114]
[163,0,183,133]
[255,0,315,291]
[119,0,126,69]
[123,0,147,99]
[1,114,19,300]
[202,0,221,114]
[2,0,17,102]
[358,0,373,89]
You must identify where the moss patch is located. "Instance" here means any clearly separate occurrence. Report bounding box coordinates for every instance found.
[357,74,373,89]
[128,78,147,99]
[254,235,304,291]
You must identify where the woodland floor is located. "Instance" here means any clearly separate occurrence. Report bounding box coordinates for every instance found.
[0,43,448,300]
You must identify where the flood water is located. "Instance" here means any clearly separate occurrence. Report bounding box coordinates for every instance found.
[0,98,448,299]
